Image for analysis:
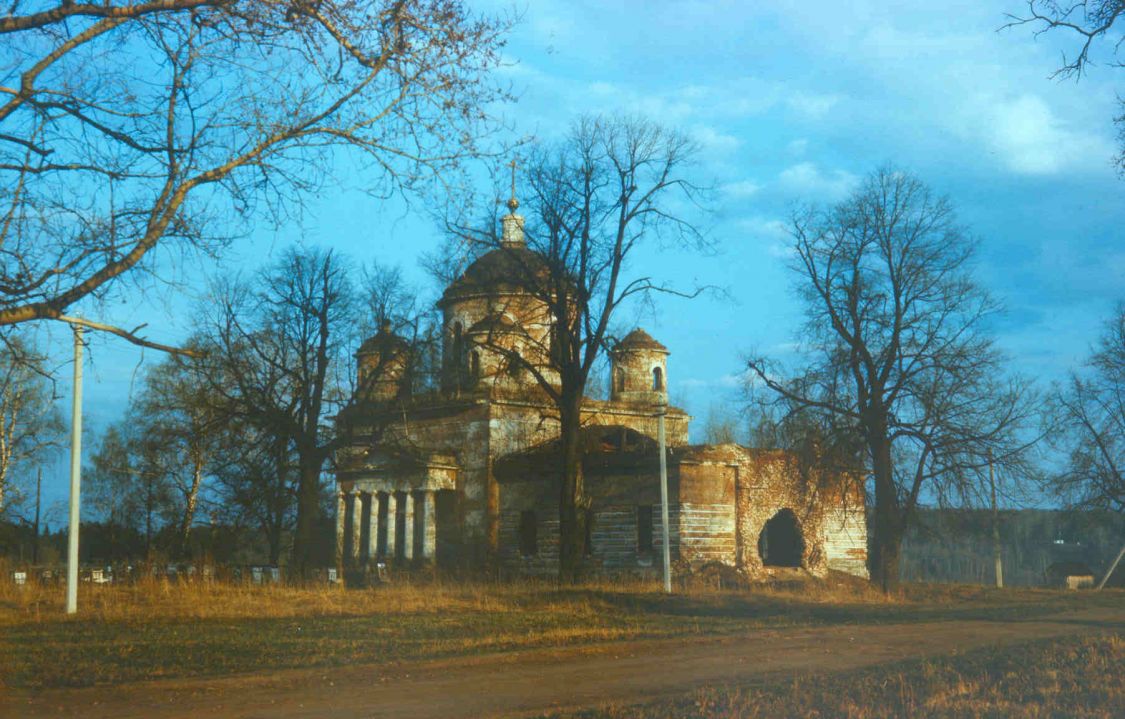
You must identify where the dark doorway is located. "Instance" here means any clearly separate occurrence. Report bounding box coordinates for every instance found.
[358,494,371,564]
[412,491,425,560]
[518,510,538,557]
[758,509,804,567]
[376,493,389,558]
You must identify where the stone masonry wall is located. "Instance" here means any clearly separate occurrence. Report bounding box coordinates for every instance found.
[734,448,830,577]
[677,460,737,566]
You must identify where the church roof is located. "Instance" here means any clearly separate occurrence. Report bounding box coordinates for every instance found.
[439,246,548,305]
[356,321,409,356]
[616,328,668,352]
[467,313,525,336]
[495,425,659,467]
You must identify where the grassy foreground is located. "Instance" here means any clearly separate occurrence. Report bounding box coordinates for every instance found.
[0,575,1119,690]
[544,632,1125,718]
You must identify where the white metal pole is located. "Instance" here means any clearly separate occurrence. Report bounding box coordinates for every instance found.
[657,404,671,594]
[66,325,84,615]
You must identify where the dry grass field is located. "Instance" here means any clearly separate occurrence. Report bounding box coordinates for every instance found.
[544,633,1125,718]
[1,571,1120,694]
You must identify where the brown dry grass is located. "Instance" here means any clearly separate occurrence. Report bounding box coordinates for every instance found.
[0,570,1082,624]
[550,632,1125,718]
[0,572,1117,690]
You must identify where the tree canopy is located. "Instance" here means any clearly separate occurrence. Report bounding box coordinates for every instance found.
[0,0,511,326]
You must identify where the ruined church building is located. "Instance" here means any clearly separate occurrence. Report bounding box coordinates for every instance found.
[335,196,868,581]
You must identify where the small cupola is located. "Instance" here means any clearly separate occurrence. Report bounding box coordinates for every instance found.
[609,328,669,404]
[355,320,410,402]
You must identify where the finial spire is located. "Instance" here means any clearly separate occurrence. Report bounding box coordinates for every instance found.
[500,157,525,249]
[506,157,519,212]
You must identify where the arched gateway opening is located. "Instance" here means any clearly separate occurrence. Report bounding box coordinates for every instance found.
[757,509,804,568]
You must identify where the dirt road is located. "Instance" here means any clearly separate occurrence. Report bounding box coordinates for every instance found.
[7,607,1123,719]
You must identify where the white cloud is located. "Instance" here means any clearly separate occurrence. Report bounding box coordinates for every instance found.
[736,216,792,257]
[777,162,858,200]
[721,180,762,198]
[691,124,741,154]
[982,94,1116,175]
[786,92,842,119]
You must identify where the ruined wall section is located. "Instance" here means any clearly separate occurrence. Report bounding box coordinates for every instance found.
[733,449,831,578]
[676,454,737,567]
[821,482,869,578]
[497,473,560,576]
[498,463,682,578]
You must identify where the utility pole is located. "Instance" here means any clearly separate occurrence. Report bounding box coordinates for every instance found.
[1097,544,1124,591]
[657,402,671,594]
[66,325,84,615]
[989,448,1003,589]
[48,314,196,614]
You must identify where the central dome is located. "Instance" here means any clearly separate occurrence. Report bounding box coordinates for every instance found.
[439,246,548,306]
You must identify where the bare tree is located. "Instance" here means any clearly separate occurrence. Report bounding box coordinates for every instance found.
[1046,304,1124,512]
[350,259,442,399]
[746,167,1039,592]
[85,424,142,558]
[701,402,742,445]
[448,115,707,581]
[209,425,298,566]
[0,334,64,514]
[0,1,511,327]
[86,420,177,559]
[198,246,354,576]
[1004,1,1125,172]
[131,346,223,559]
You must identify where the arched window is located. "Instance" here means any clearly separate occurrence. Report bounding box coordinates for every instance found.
[470,351,481,380]
[652,366,664,391]
[452,322,464,364]
[507,350,523,378]
[615,367,626,393]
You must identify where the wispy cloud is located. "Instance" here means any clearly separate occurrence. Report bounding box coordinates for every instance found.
[980,94,1116,175]
[777,162,859,200]
[721,180,763,198]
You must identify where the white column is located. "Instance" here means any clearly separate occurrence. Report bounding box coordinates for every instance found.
[335,491,346,569]
[402,492,415,560]
[420,490,437,561]
[351,491,363,562]
[385,492,399,561]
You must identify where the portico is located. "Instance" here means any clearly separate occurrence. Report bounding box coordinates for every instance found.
[335,449,457,569]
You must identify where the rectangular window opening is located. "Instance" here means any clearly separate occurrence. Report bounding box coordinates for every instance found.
[518,510,538,557]
[637,505,654,553]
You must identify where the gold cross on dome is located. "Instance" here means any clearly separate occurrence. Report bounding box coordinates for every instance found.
[506,157,519,211]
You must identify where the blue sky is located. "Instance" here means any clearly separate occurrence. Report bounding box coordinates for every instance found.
[30,0,1124,514]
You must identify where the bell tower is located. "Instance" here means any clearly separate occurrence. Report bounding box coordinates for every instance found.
[609,328,669,405]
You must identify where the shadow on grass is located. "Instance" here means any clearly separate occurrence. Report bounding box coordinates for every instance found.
[531,585,1120,629]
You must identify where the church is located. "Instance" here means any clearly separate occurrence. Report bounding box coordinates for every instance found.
[333,197,868,581]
